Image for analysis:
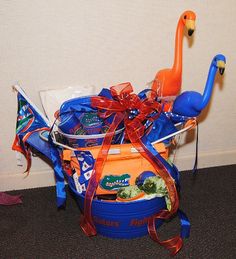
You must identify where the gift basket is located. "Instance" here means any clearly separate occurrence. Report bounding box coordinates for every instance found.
[12,10,226,255]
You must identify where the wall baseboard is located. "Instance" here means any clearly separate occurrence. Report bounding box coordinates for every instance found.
[173,148,236,171]
[0,170,55,192]
[1,149,235,192]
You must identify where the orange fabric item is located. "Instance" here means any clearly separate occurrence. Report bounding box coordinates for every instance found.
[62,150,72,161]
[151,10,196,99]
[70,142,168,195]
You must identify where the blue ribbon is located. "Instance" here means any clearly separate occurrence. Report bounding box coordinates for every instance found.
[178,209,191,238]
[153,209,190,245]
[48,134,66,207]
[140,135,190,239]
[192,121,199,174]
[141,135,180,187]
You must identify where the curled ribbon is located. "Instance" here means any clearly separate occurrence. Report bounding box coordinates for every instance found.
[80,82,181,254]
[12,127,50,175]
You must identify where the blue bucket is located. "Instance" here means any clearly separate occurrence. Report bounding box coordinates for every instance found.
[74,191,166,239]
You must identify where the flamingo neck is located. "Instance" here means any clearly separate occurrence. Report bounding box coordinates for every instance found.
[172,19,184,76]
[200,63,218,110]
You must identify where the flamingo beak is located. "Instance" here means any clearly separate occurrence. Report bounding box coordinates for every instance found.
[185,19,195,36]
[217,60,225,75]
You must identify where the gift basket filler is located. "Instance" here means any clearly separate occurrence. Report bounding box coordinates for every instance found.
[12,10,226,255]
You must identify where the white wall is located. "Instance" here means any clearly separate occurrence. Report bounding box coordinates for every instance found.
[0,0,236,191]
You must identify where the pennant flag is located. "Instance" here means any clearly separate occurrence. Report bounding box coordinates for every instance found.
[12,85,67,207]
[12,85,50,172]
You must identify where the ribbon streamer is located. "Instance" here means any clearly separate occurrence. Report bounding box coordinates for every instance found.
[81,82,162,234]
[80,82,188,254]
[48,134,67,208]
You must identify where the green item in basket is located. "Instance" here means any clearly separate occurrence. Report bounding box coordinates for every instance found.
[117,186,143,199]
[142,176,171,210]
[142,176,168,196]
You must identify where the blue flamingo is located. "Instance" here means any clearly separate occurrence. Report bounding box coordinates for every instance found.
[172,54,226,117]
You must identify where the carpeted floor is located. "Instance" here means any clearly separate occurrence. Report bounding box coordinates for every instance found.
[1,164,236,259]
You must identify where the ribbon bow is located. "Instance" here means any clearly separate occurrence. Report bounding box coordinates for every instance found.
[92,82,162,141]
[80,82,182,255]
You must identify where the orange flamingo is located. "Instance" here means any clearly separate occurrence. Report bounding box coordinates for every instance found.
[151,10,196,100]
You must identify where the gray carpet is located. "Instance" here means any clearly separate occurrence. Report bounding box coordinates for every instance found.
[1,164,236,258]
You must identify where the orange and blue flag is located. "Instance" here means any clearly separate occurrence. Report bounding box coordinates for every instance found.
[12,86,66,207]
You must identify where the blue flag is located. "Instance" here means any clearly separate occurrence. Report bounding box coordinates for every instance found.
[12,86,66,207]
[12,86,50,170]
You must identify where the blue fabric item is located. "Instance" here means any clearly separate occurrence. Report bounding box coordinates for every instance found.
[145,113,177,144]
[138,89,154,100]
[67,176,79,197]
[98,88,113,99]
[73,150,95,194]
[165,112,191,123]
[60,88,113,119]
[56,182,66,207]
[59,97,95,122]
[26,131,51,159]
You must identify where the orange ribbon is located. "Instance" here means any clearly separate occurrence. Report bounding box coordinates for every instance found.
[80,82,181,255]
[12,127,50,174]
